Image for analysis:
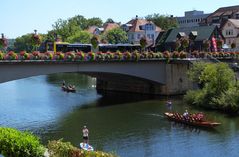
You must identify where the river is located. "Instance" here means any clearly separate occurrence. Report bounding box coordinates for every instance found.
[0,73,238,157]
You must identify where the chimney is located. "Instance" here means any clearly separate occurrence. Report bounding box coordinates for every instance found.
[136,15,138,20]
[1,33,4,39]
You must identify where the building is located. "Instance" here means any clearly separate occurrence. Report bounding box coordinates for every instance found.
[203,5,239,26]
[87,23,120,35]
[221,19,239,48]
[121,16,162,45]
[176,10,210,28]
[156,25,222,52]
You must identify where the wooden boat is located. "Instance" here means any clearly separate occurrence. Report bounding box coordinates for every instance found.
[62,85,76,93]
[164,112,221,128]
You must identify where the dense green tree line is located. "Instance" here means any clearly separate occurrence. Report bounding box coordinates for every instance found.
[184,62,239,114]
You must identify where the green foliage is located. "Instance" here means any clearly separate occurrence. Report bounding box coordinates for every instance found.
[0,127,45,157]
[104,28,128,44]
[67,31,92,44]
[47,139,118,157]
[145,14,178,30]
[185,62,239,114]
[14,34,34,52]
[91,35,99,49]
[140,37,147,50]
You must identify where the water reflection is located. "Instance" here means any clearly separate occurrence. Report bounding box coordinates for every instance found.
[0,73,239,157]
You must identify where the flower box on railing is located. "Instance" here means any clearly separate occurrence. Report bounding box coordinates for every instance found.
[5,51,18,60]
[65,51,75,61]
[31,51,41,60]
[54,52,65,60]
[75,51,85,61]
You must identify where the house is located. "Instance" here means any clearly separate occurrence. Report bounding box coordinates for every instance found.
[176,10,210,28]
[121,16,162,46]
[203,5,239,27]
[156,25,222,52]
[87,23,120,35]
[221,19,239,48]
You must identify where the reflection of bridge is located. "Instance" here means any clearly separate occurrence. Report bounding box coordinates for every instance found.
[0,60,193,95]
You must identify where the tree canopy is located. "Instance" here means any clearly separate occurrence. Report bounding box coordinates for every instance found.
[104,28,128,44]
[145,14,178,30]
[184,62,239,114]
[66,31,92,44]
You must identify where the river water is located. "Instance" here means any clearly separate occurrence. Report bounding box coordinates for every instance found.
[0,73,238,157]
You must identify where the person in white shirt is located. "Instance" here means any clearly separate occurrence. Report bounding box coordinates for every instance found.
[82,126,89,143]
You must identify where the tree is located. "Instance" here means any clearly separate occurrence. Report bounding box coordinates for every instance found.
[0,33,7,51]
[181,37,189,51]
[203,40,211,52]
[67,31,92,44]
[105,28,128,44]
[175,39,181,51]
[87,17,103,28]
[14,34,34,52]
[91,35,99,52]
[145,14,178,30]
[105,18,115,24]
[231,42,236,49]
[140,36,147,51]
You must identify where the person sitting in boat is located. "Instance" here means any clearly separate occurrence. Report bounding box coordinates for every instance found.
[183,110,189,120]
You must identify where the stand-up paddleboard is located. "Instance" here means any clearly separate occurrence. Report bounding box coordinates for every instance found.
[80,142,94,151]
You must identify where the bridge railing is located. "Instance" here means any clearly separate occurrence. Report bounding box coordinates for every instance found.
[0,51,238,62]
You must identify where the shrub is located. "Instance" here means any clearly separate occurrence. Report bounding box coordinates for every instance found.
[0,127,45,157]
[48,139,118,157]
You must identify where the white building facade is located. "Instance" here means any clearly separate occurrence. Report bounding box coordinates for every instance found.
[221,19,239,48]
[176,10,210,28]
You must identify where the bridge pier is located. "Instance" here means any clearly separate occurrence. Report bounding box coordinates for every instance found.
[96,62,193,95]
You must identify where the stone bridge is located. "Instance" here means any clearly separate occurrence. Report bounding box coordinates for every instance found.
[0,60,193,95]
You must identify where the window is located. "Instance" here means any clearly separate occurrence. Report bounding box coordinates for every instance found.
[131,34,134,40]
[151,34,154,39]
[137,34,141,39]
[226,29,233,36]
[236,14,239,19]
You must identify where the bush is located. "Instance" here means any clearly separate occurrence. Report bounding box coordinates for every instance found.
[48,139,118,157]
[0,127,45,157]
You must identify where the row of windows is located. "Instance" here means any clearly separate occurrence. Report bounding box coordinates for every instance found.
[225,29,233,36]
[178,18,204,24]
[129,33,155,40]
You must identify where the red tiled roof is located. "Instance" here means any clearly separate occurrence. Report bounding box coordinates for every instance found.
[87,26,98,34]
[103,23,119,32]
[126,19,162,32]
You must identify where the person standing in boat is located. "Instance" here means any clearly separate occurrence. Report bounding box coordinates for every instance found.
[166,100,172,111]
[82,126,89,144]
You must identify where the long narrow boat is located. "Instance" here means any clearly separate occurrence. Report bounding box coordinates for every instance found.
[164,112,221,128]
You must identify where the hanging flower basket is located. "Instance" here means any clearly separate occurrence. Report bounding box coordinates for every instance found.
[43,52,53,60]
[140,52,148,59]
[5,51,18,60]
[19,51,30,60]
[131,51,140,61]
[32,51,41,60]
[114,51,123,60]
[75,51,85,61]
[0,51,4,60]
[87,52,96,61]
[96,52,105,61]
[65,52,75,61]
[123,51,131,60]
[105,51,114,61]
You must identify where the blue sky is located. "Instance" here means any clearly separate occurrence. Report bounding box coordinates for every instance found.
[1,0,239,38]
